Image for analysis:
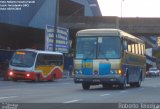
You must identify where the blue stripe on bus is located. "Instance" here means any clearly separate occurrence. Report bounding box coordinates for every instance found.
[82,60,93,75]
[99,63,111,75]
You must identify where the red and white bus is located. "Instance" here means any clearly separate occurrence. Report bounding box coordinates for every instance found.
[7,49,64,82]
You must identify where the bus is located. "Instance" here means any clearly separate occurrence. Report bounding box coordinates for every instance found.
[7,49,64,81]
[74,29,146,89]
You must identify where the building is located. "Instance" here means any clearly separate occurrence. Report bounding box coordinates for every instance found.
[0,0,101,49]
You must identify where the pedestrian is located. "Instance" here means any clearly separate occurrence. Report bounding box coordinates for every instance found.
[69,65,73,77]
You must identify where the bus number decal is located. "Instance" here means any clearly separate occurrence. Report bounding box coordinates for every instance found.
[83,62,93,68]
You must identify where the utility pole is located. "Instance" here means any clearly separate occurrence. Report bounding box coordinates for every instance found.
[117,0,124,29]
[53,0,59,51]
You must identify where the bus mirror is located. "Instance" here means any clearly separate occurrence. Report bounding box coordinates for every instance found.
[123,41,127,51]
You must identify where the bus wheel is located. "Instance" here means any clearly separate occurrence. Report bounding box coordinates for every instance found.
[119,79,127,89]
[135,79,141,87]
[130,83,135,87]
[82,83,90,90]
[49,74,55,82]
[34,75,39,82]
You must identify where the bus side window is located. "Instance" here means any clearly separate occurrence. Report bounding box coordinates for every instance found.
[138,44,142,55]
[36,54,48,66]
[36,56,44,66]
[47,55,63,66]
[128,40,132,52]
[132,44,135,53]
[56,55,63,66]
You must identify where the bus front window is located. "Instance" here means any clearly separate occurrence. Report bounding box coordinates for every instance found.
[98,37,121,59]
[76,37,96,59]
[10,51,36,67]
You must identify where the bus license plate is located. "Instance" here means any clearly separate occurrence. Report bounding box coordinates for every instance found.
[93,79,100,82]
[16,75,23,78]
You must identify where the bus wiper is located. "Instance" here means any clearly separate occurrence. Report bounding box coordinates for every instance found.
[12,62,30,67]
[98,48,109,61]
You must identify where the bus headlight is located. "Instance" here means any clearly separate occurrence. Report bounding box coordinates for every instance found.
[75,70,82,75]
[118,69,122,75]
[111,70,119,74]
[9,71,14,76]
[26,74,30,77]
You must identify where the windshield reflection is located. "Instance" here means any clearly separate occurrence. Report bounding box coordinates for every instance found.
[76,37,97,59]
[76,36,121,59]
[10,51,36,67]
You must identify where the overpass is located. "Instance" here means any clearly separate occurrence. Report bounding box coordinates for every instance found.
[59,16,160,36]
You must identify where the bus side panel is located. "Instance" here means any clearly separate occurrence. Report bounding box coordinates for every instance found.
[122,52,146,83]
[53,66,63,79]
[122,64,141,82]
[35,65,63,80]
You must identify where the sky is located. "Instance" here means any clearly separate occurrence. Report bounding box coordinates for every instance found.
[97,0,160,18]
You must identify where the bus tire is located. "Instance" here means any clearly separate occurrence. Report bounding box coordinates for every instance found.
[119,78,127,89]
[130,83,136,87]
[34,74,39,82]
[135,73,142,87]
[135,79,141,87]
[49,74,55,82]
[82,83,90,90]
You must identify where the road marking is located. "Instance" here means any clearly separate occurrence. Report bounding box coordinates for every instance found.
[62,83,71,85]
[120,91,127,93]
[100,94,111,97]
[145,78,151,79]
[0,96,17,100]
[64,99,79,103]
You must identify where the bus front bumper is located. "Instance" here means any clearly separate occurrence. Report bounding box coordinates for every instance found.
[74,75,124,84]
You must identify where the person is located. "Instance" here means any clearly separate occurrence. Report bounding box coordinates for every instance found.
[69,65,73,76]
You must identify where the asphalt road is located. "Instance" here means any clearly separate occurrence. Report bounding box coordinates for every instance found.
[0,77,160,109]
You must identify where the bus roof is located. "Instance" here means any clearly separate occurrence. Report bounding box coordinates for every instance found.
[16,49,63,55]
[77,29,144,43]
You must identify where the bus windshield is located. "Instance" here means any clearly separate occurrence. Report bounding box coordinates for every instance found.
[75,36,121,59]
[10,51,36,67]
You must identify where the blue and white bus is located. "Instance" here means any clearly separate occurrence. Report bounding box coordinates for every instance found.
[74,29,146,90]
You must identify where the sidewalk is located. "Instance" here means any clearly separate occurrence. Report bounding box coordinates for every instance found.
[63,70,74,78]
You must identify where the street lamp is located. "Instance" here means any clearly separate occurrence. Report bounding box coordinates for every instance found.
[116,0,124,29]
[121,0,125,18]
[53,0,59,51]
